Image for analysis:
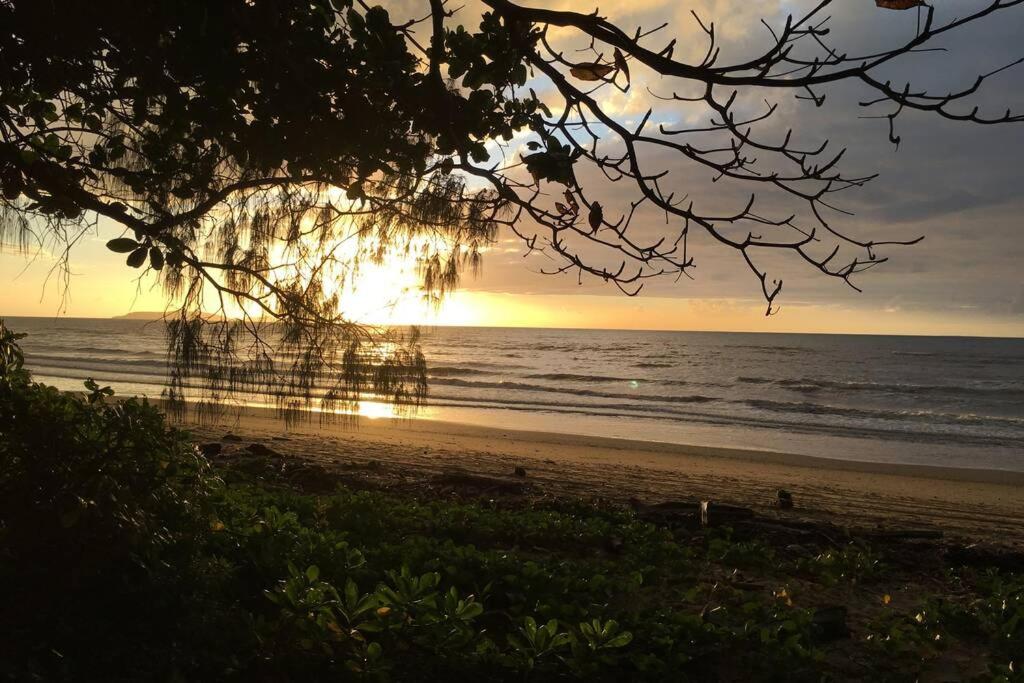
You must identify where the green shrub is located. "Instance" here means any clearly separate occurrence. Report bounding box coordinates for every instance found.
[0,323,222,680]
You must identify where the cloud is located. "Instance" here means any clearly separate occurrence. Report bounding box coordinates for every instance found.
[435,0,1024,330]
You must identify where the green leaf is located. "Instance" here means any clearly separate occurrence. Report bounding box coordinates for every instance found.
[166,250,184,268]
[106,238,139,253]
[604,631,633,648]
[513,63,528,86]
[126,247,148,268]
[306,565,320,582]
[588,202,603,231]
[459,602,483,620]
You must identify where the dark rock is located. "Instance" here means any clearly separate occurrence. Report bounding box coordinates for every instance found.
[812,605,849,642]
[222,432,243,442]
[946,544,1024,571]
[287,463,344,494]
[198,442,222,458]
[776,489,794,509]
[432,471,531,495]
[513,466,527,478]
[247,443,284,459]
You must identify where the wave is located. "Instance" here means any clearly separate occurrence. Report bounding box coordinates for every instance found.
[25,344,164,358]
[428,377,718,405]
[737,375,1024,400]
[723,344,807,354]
[525,372,635,383]
[738,398,1024,429]
[427,366,496,377]
[422,394,1024,449]
[889,350,1024,366]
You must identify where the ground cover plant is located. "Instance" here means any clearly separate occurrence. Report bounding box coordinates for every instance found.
[1,323,1022,681]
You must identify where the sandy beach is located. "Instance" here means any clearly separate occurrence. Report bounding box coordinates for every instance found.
[178,405,1024,547]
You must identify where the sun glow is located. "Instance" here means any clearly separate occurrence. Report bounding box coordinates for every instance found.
[205,185,486,327]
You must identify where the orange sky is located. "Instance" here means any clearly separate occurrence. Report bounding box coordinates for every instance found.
[2,234,1021,337]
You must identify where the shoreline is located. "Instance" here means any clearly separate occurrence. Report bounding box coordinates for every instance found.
[173,402,1024,545]
[168,401,1024,484]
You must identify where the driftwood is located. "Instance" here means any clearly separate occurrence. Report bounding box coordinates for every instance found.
[247,443,284,459]
[864,529,944,541]
[432,471,532,495]
[629,498,755,528]
[947,544,1024,572]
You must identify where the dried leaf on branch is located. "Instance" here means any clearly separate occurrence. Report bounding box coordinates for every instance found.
[570,62,615,81]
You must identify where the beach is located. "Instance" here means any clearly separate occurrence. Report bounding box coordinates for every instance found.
[181,405,1024,547]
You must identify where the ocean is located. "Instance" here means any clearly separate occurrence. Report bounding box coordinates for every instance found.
[6,316,1024,472]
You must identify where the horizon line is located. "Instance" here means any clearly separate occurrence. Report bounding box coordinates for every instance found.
[1,312,1022,341]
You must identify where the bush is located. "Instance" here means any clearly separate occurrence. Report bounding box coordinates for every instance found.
[0,321,220,679]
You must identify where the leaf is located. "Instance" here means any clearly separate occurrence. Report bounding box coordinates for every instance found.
[522,151,576,186]
[605,631,633,648]
[564,190,578,211]
[149,247,164,271]
[875,0,924,8]
[614,48,629,82]
[570,62,615,81]
[306,565,320,582]
[106,238,139,253]
[555,202,571,215]
[588,202,603,231]
[126,247,148,268]
[459,602,483,619]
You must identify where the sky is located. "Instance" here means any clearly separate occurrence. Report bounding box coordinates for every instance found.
[2,0,1023,336]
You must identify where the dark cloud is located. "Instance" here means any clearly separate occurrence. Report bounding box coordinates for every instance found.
[453,0,1024,327]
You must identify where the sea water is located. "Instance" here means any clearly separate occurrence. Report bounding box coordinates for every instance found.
[7,317,1024,472]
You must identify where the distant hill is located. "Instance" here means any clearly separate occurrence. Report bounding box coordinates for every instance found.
[111,311,168,320]
[112,311,229,321]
